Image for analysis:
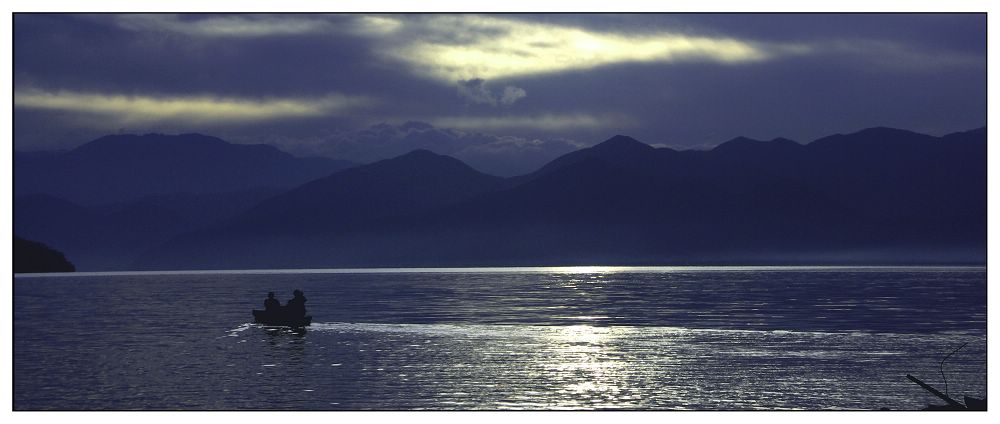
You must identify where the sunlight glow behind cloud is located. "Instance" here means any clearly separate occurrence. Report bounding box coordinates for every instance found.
[105,14,976,85]
[352,16,404,36]
[15,90,374,125]
[112,14,799,82]
[114,14,335,37]
[372,15,809,81]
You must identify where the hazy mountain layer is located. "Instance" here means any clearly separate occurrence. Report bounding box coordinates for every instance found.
[14,133,356,206]
[134,127,986,270]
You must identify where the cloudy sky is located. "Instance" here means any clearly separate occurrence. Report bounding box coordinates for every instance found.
[13,13,986,175]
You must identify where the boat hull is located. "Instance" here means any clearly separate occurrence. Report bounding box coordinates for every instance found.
[252,309,312,327]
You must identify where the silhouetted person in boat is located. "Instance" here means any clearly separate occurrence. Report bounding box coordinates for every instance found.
[264,292,281,312]
[286,290,307,318]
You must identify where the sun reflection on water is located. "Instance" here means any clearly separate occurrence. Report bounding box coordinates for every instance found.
[542,324,636,408]
[545,266,618,274]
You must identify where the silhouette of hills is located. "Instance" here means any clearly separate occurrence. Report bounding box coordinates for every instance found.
[712,136,803,159]
[12,188,285,270]
[14,235,75,273]
[14,193,197,270]
[138,149,507,269]
[133,126,986,270]
[12,133,357,269]
[234,149,505,231]
[14,133,356,206]
[515,134,657,182]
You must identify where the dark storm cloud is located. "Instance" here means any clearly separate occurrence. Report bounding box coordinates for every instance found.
[16,14,404,97]
[495,44,985,146]
[13,13,985,172]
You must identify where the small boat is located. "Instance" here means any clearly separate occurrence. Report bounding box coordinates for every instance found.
[252,309,312,327]
[906,374,986,411]
[963,396,987,411]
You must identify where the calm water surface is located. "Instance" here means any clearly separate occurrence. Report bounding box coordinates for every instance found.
[13,266,987,410]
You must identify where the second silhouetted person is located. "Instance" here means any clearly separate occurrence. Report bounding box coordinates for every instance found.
[286,290,307,318]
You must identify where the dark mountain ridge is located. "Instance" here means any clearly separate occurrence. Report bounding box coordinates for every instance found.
[13,132,358,269]
[133,126,986,270]
[14,133,357,206]
[232,149,505,232]
[14,193,197,270]
[14,235,75,273]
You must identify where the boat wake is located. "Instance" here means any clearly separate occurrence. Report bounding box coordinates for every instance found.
[296,321,978,344]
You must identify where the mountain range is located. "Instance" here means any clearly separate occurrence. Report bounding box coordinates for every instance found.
[14,133,356,269]
[13,127,986,271]
[14,236,75,273]
[14,133,356,206]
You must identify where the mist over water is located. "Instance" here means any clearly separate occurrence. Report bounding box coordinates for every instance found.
[14,267,986,410]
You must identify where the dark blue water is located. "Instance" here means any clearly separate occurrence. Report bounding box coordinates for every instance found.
[13,266,987,410]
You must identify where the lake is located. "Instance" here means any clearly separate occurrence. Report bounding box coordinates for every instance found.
[12,266,987,410]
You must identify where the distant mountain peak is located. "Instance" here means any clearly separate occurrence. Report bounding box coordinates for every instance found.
[394,149,448,162]
[714,136,758,149]
[942,126,986,139]
[17,132,357,205]
[400,148,438,156]
[592,135,654,152]
[850,126,922,138]
[375,149,490,177]
[76,133,227,153]
[810,126,936,149]
[712,135,802,154]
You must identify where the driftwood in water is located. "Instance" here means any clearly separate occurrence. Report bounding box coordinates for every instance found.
[906,374,966,409]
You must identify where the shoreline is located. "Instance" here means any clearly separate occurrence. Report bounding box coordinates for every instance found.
[13,264,987,278]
